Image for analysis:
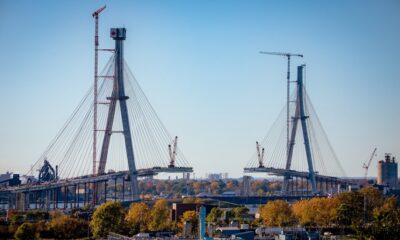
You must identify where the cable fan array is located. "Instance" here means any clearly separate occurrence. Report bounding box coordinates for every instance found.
[28,55,190,179]
[245,84,347,178]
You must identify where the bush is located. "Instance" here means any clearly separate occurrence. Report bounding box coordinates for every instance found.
[49,215,88,239]
[25,210,49,221]
[14,222,37,240]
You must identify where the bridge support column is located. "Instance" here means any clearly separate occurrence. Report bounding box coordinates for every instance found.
[98,28,139,200]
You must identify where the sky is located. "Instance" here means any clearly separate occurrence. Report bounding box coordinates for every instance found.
[0,0,399,179]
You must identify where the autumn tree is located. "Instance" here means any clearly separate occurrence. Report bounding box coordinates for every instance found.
[293,197,339,227]
[125,202,150,235]
[210,181,220,194]
[155,180,166,194]
[90,201,126,238]
[148,199,171,231]
[192,181,203,194]
[225,180,238,191]
[180,210,198,236]
[49,215,88,239]
[260,200,295,227]
[182,197,204,204]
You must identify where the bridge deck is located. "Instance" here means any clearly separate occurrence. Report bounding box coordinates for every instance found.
[1,166,193,194]
[244,167,348,183]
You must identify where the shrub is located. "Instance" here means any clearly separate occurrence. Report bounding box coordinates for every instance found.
[49,215,88,239]
[14,222,37,240]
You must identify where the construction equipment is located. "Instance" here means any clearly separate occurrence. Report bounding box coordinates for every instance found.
[259,51,303,165]
[363,147,377,184]
[168,136,178,168]
[256,141,265,168]
[92,5,106,175]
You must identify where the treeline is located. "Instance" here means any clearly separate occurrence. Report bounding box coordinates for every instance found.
[2,187,398,239]
[259,187,400,239]
[139,178,281,197]
[0,207,90,239]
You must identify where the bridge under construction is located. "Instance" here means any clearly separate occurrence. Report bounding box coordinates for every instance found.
[0,8,351,211]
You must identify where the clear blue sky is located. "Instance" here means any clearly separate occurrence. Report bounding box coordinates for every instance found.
[0,0,399,178]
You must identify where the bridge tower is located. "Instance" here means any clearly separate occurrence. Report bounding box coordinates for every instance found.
[97,28,139,200]
[283,65,317,194]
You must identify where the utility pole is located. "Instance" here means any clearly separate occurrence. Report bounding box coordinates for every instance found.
[259,51,303,170]
[92,5,106,176]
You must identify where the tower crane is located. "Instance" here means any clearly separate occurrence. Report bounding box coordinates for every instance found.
[363,147,377,184]
[92,5,106,176]
[259,51,303,164]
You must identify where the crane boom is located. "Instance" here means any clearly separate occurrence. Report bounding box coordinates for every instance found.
[92,5,106,17]
[260,51,303,58]
[363,147,377,181]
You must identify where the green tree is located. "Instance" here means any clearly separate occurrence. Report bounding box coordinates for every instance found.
[206,207,222,223]
[148,199,171,231]
[365,197,400,240]
[359,187,384,222]
[90,201,125,238]
[336,191,363,227]
[125,202,150,234]
[232,207,249,221]
[260,200,295,227]
[14,223,37,240]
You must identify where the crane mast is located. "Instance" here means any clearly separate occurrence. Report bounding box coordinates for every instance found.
[92,5,106,176]
[259,51,303,166]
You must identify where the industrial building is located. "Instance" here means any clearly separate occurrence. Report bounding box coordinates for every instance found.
[377,154,398,189]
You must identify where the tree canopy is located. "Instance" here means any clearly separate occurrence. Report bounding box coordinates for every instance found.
[90,201,125,238]
[260,200,295,227]
[148,199,171,231]
[125,202,150,234]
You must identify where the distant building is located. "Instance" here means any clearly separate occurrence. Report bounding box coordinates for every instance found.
[242,175,252,196]
[0,172,21,188]
[377,153,398,189]
[170,202,214,222]
[206,173,228,180]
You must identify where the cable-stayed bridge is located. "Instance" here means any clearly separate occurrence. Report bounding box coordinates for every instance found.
[244,65,350,195]
[1,27,192,210]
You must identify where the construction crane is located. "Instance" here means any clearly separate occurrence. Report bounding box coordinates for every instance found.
[259,51,303,167]
[256,141,265,168]
[363,147,377,184]
[168,136,178,168]
[92,5,106,175]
